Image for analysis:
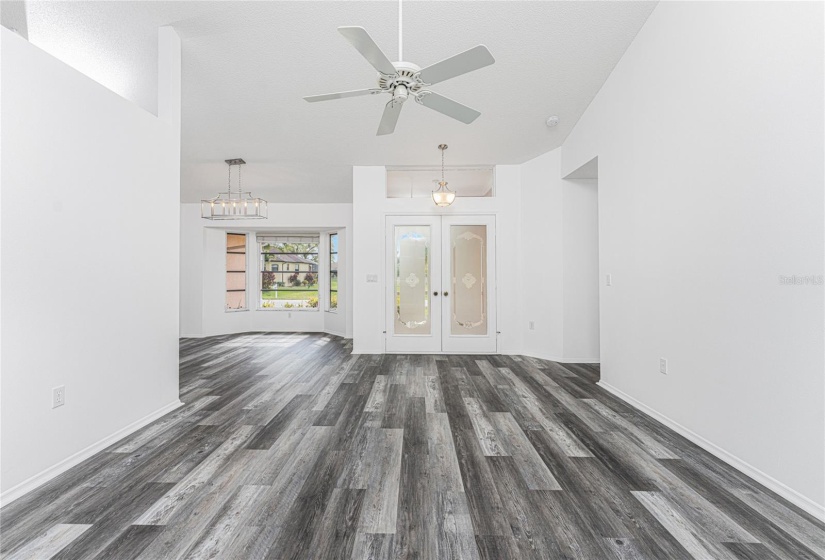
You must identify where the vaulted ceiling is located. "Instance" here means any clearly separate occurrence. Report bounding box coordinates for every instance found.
[10,1,656,202]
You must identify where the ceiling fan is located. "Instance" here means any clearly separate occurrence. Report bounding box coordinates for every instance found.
[303,3,495,135]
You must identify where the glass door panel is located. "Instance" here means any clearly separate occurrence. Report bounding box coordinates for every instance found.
[386,216,442,352]
[441,216,496,353]
[394,225,431,335]
[451,225,488,336]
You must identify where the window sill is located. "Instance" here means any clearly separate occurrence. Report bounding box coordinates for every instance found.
[225,308,249,313]
[256,308,320,312]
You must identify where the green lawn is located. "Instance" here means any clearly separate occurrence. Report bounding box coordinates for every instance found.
[261,278,336,301]
[261,286,318,300]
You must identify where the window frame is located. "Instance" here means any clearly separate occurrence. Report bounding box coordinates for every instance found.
[328,232,339,313]
[225,232,249,313]
[257,237,321,312]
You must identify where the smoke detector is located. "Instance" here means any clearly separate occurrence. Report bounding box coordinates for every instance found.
[546,115,560,127]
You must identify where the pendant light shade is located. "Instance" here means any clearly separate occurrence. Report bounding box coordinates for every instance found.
[432,144,456,207]
[201,159,268,220]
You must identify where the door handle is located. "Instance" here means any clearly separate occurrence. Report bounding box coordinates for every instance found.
[433,291,439,296]
[443,291,449,296]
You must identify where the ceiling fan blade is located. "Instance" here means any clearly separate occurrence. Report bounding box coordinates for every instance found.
[417,45,495,85]
[304,89,382,103]
[417,92,480,124]
[377,99,404,136]
[338,26,397,76]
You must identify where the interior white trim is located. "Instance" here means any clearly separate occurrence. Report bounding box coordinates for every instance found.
[520,351,600,365]
[323,329,348,338]
[559,357,601,364]
[0,399,184,507]
[598,381,825,522]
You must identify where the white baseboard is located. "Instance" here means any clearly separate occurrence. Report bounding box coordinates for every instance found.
[0,399,184,507]
[520,351,564,362]
[559,357,601,364]
[520,350,600,364]
[323,329,347,338]
[597,381,825,522]
[180,334,207,338]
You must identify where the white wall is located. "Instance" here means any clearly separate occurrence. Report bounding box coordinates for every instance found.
[1,27,182,501]
[519,150,600,363]
[561,2,825,516]
[562,179,599,362]
[519,150,564,360]
[352,165,522,355]
[179,203,353,338]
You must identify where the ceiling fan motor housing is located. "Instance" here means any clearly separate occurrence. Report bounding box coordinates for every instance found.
[378,62,424,97]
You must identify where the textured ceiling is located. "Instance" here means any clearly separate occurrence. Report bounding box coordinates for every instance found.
[10,1,657,203]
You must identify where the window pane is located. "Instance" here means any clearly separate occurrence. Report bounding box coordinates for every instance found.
[227,234,246,253]
[226,233,247,310]
[394,226,430,335]
[329,233,338,311]
[227,271,246,291]
[451,225,487,335]
[259,239,320,311]
[226,291,246,310]
[226,252,245,271]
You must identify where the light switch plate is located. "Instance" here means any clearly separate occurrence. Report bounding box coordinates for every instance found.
[659,358,668,374]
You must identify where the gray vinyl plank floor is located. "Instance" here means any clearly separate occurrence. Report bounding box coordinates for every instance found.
[1,333,823,559]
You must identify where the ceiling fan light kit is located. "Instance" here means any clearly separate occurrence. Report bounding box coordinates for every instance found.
[304,1,495,136]
[432,144,456,208]
[201,159,268,220]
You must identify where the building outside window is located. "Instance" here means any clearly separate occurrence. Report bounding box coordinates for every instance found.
[258,235,320,310]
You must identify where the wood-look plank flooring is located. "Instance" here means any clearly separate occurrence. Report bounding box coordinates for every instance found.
[2,332,823,559]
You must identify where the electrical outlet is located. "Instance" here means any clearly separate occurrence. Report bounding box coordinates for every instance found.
[659,358,668,375]
[606,274,612,286]
[52,385,65,408]
[288,312,292,319]
[528,321,535,330]
[366,274,378,283]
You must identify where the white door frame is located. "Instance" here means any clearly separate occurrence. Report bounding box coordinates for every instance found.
[441,215,497,354]
[385,215,442,353]
[385,214,497,354]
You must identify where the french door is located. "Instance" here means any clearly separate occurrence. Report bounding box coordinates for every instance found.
[385,215,496,353]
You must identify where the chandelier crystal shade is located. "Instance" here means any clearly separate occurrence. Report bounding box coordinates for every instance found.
[432,144,456,207]
[201,159,268,220]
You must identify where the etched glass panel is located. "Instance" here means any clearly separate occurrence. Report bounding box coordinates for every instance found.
[451,225,487,335]
[395,225,431,335]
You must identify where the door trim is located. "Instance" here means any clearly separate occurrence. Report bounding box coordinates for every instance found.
[384,214,497,354]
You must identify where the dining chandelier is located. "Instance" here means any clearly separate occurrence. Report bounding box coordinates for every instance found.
[432,144,456,207]
[201,159,268,220]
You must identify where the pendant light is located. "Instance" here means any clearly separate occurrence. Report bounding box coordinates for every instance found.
[201,159,268,220]
[432,144,456,207]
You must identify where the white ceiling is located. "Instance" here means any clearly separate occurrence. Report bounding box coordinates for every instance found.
[9,1,656,203]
